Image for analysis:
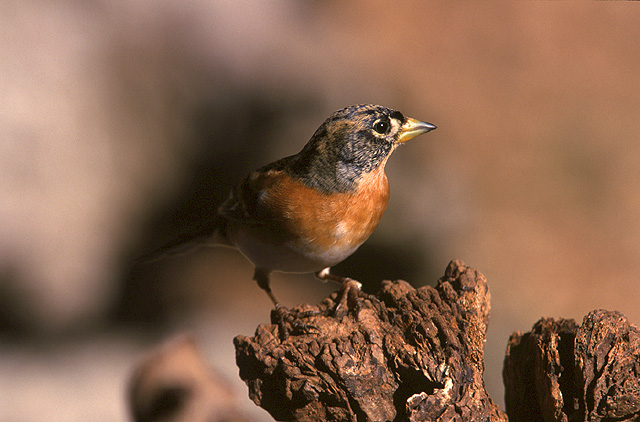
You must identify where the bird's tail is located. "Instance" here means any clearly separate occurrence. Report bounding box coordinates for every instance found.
[135,215,232,264]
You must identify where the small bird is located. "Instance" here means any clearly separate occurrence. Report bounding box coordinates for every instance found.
[148,104,436,309]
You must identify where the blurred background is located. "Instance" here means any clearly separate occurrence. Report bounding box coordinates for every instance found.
[1,1,640,420]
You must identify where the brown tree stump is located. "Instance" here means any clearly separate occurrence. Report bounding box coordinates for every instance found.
[234,260,506,422]
[504,309,640,422]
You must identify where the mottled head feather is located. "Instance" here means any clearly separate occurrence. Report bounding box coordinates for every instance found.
[289,104,409,193]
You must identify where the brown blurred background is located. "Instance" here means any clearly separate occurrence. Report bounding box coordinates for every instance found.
[1,1,640,420]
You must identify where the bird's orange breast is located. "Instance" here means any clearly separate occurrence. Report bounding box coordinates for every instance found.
[262,164,390,262]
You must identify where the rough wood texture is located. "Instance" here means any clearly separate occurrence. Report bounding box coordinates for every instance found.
[504,309,640,422]
[234,260,506,421]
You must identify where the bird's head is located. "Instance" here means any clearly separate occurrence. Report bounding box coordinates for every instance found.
[292,104,436,192]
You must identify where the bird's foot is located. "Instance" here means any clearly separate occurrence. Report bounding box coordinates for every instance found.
[270,305,319,341]
[314,268,380,318]
[333,277,380,319]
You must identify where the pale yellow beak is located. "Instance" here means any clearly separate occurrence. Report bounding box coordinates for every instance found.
[397,117,437,143]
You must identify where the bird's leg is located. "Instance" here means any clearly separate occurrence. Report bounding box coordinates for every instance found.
[254,268,317,340]
[253,267,280,307]
[315,267,360,286]
[314,267,377,318]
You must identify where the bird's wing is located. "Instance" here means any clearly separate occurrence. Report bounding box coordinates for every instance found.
[218,173,279,226]
[137,157,294,264]
[218,158,292,226]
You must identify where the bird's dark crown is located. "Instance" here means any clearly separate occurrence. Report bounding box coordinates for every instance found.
[288,104,408,193]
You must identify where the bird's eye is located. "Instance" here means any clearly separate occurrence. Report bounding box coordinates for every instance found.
[373,119,390,135]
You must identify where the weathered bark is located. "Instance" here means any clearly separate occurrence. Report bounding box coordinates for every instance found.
[234,260,506,422]
[128,261,640,422]
[504,309,640,422]
[503,317,579,422]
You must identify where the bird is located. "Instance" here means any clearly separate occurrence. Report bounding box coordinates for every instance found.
[145,104,436,310]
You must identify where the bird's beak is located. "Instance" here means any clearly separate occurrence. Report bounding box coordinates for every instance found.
[397,118,437,144]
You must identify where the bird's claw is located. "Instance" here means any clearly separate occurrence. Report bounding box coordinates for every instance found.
[332,278,380,319]
[271,305,320,341]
